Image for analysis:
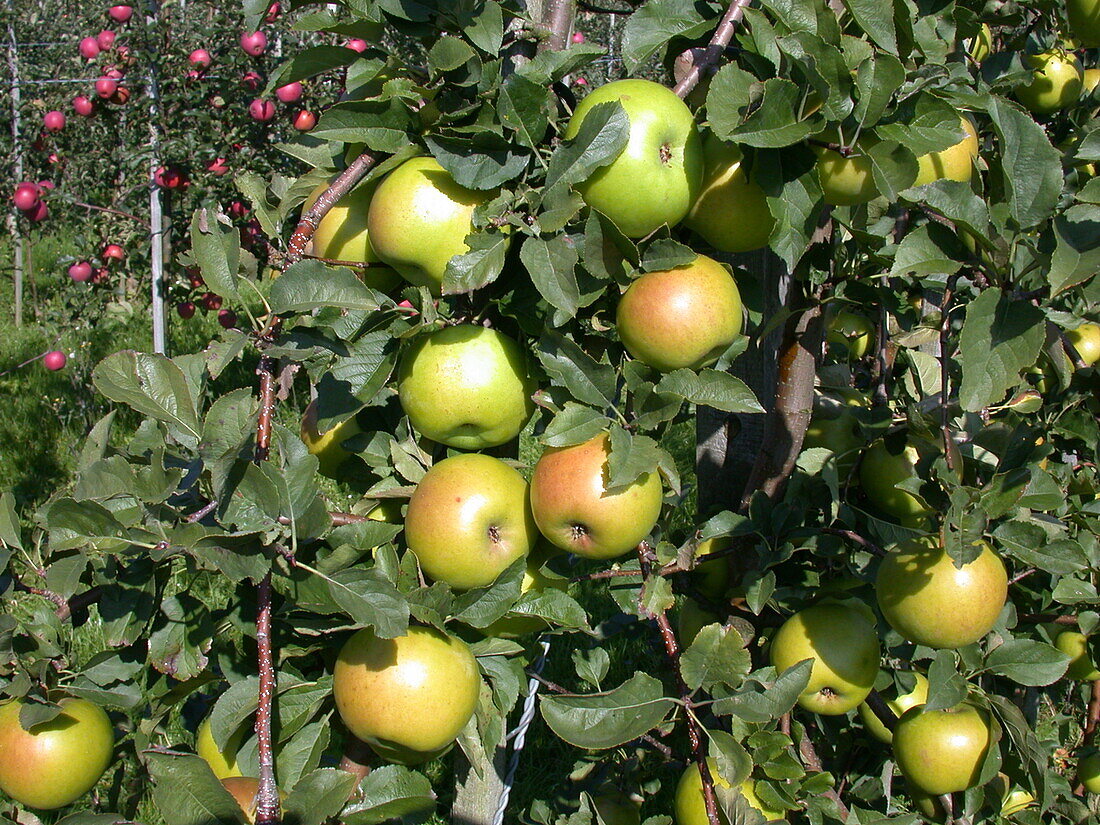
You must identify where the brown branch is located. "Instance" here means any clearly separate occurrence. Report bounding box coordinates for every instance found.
[1017,613,1078,626]
[70,200,145,224]
[337,735,374,791]
[538,0,576,53]
[330,511,369,526]
[186,500,219,523]
[864,689,898,733]
[940,276,959,473]
[254,572,279,825]
[819,527,886,558]
[673,0,753,99]
[12,576,67,610]
[286,152,379,265]
[1082,679,1100,745]
[255,356,277,463]
[797,728,850,822]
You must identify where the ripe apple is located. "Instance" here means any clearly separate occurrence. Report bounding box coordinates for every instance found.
[1067,323,1100,365]
[1085,68,1100,94]
[240,71,263,91]
[69,261,92,282]
[300,401,362,478]
[249,99,275,122]
[13,182,39,212]
[615,254,742,372]
[1068,0,1100,47]
[26,201,48,222]
[154,165,186,189]
[968,23,992,62]
[265,2,281,22]
[0,697,114,809]
[177,301,196,319]
[333,625,480,761]
[72,95,94,116]
[803,388,869,475]
[43,110,65,133]
[190,49,212,69]
[292,110,316,131]
[683,135,775,253]
[769,602,879,715]
[240,31,267,57]
[366,156,502,293]
[109,86,131,105]
[563,78,702,238]
[218,310,237,329]
[276,82,302,103]
[858,672,929,743]
[396,324,534,450]
[102,243,124,262]
[1015,51,1083,115]
[858,436,933,525]
[96,30,115,50]
[195,716,244,779]
[876,536,1008,649]
[220,778,284,824]
[1055,631,1100,681]
[109,5,132,22]
[79,36,101,59]
[405,453,536,590]
[826,309,874,360]
[572,31,586,44]
[529,432,664,560]
[95,77,119,99]
[43,351,67,371]
[207,158,229,176]
[202,292,222,311]
[303,179,400,291]
[674,758,785,824]
[346,38,369,52]
[814,131,879,206]
[892,703,991,795]
[1079,750,1100,793]
[913,116,978,186]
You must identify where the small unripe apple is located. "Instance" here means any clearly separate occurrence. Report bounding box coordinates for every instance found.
[292,110,316,131]
[95,77,119,98]
[275,81,302,103]
[43,110,65,132]
[96,30,116,50]
[43,350,67,371]
[13,182,40,212]
[79,36,101,59]
[217,309,237,329]
[69,261,93,282]
[240,31,267,57]
[108,5,132,22]
[72,95,94,116]
[684,136,775,253]
[893,703,992,795]
[826,309,875,360]
[814,131,879,206]
[249,98,275,122]
[189,48,212,69]
[176,301,195,319]
[1067,322,1100,366]
[206,157,229,176]
[913,116,979,186]
[102,243,124,262]
[346,38,369,52]
[858,435,934,525]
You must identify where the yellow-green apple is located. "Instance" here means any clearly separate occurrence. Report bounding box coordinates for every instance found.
[300,400,361,478]
[876,536,1008,649]
[615,254,742,372]
[674,758,785,824]
[683,135,774,252]
[892,703,992,795]
[221,777,285,824]
[333,625,480,763]
[1079,750,1100,793]
[1085,67,1100,94]
[677,598,720,647]
[1067,322,1100,366]
[803,388,869,476]
[1067,0,1100,47]
[858,673,929,743]
[908,785,948,822]
[591,787,642,825]
[768,602,880,715]
[1015,51,1083,115]
[968,23,992,62]
[304,179,400,291]
[396,325,534,450]
[826,310,874,360]
[529,433,663,560]
[564,78,703,238]
[814,131,879,206]
[1055,631,1100,681]
[0,697,114,809]
[912,116,979,186]
[404,453,536,590]
[692,536,731,598]
[196,715,245,779]
[989,773,1035,816]
[366,156,501,293]
[482,546,569,637]
[858,436,934,525]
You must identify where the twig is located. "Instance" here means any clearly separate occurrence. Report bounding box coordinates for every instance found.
[70,200,145,224]
[940,276,959,473]
[185,499,219,523]
[330,511,369,526]
[254,572,279,825]
[819,527,886,558]
[797,728,850,822]
[337,735,374,792]
[287,152,378,265]
[1017,613,1078,625]
[673,0,753,99]
[12,576,67,610]
[864,689,898,733]
[527,672,571,695]
[255,356,277,463]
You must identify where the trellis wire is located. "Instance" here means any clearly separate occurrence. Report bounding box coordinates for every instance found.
[493,637,551,825]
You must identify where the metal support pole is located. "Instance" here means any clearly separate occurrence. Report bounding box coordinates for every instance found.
[6,0,24,328]
[146,0,167,354]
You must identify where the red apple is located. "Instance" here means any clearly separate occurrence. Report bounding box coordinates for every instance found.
[36,181,55,193]
[189,48,212,69]
[240,71,263,91]
[574,76,588,86]
[95,77,119,98]
[346,38,368,52]
[72,95,94,116]
[96,30,116,50]
[79,37,101,59]
[109,5,132,22]
[69,261,93,282]
[206,158,229,176]
[265,2,280,22]
[104,66,124,80]
[43,351,67,371]
[176,301,195,319]
[572,31,585,43]
[276,81,302,103]
[102,243,125,262]
[187,268,205,288]
[92,267,109,284]
[43,110,65,132]
[109,87,130,105]
[116,46,133,65]
[46,153,61,166]
[249,98,275,122]
[154,165,187,189]
[292,110,316,131]
[217,309,237,328]
[228,201,248,219]
[240,31,267,57]
[202,292,222,311]
[13,182,39,212]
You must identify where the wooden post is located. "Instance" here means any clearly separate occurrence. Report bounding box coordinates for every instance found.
[6,1,23,328]
[145,0,167,355]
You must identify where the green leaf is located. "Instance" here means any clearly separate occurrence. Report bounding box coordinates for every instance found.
[441,231,511,295]
[987,95,1062,229]
[853,54,905,126]
[983,639,1069,686]
[889,223,961,278]
[147,752,243,825]
[428,35,475,73]
[725,79,816,149]
[269,260,382,314]
[681,624,753,692]
[148,594,213,681]
[521,234,597,323]
[536,332,618,409]
[639,239,697,273]
[607,427,662,490]
[957,289,1045,412]
[326,568,410,639]
[1049,204,1100,294]
[452,558,526,628]
[497,74,552,150]
[0,491,23,552]
[426,132,528,190]
[540,672,673,750]
[655,369,764,413]
[93,351,202,448]
[542,404,610,447]
[190,208,241,303]
[711,661,812,722]
[283,769,359,825]
[543,102,629,198]
[340,765,436,825]
[620,0,712,73]
[267,45,361,88]
[843,0,897,51]
[924,650,968,711]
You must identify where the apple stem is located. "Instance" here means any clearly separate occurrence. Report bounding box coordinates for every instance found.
[336,735,375,791]
[673,0,753,100]
[819,527,886,558]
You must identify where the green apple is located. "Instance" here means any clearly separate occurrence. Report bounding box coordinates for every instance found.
[397,324,535,450]
[615,254,742,372]
[300,400,362,478]
[858,673,929,743]
[908,784,948,822]
[333,625,480,760]
[564,78,703,238]
[876,537,1008,649]
[196,715,245,779]
[683,135,774,253]
[769,602,880,715]
[858,436,934,525]
[1067,0,1100,47]
[1080,750,1100,793]
[1055,631,1100,681]
[892,703,992,795]
[826,310,875,360]
[692,536,731,598]
[968,23,992,63]
[674,758,785,824]
[814,131,879,206]
[1015,51,1083,115]
[0,697,114,810]
[677,598,721,647]
[1086,68,1100,95]
[366,156,502,293]
[529,432,663,560]
[591,787,642,825]
[913,116,979,186]
[405,453,536,590]
[481,546,569,637]
[1067,322,1100,366]
[304,179,400,291]
[803,388,869,476]
[989,773,1035,816]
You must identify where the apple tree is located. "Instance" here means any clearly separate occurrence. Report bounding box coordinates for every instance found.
[2,0,1100,824]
